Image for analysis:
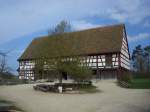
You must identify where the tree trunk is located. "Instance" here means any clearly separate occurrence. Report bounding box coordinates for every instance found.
[59,73,63,85]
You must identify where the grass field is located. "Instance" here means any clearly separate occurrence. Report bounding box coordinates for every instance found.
[78,85,100,93]
[130,79,150,89]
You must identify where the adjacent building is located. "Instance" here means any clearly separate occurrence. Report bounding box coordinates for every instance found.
[18,24,130,80]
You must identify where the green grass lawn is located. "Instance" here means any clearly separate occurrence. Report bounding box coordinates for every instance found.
[130,79,150,89]
[78,85,100,93]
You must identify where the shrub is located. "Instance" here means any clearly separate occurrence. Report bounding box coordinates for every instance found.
[68,66,92,83]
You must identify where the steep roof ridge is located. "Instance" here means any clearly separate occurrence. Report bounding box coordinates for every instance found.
[35,23,125,40]
[18,23,124,60]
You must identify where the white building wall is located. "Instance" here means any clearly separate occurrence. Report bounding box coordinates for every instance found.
[120,29,130,70]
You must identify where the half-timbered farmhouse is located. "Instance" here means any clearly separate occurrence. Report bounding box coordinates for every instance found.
[18,24,130,80]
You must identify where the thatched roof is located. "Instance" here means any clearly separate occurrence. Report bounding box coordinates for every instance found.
[18,24,125,61]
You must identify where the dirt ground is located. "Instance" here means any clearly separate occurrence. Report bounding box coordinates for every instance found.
[0,79,150,112]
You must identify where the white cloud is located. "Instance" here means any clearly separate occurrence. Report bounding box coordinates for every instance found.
[72,20,102,31]
[128,33,150,42]
[106,0,150,24]
[0,0,149,43]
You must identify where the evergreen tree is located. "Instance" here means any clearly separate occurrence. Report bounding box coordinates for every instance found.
[132,45,150,72]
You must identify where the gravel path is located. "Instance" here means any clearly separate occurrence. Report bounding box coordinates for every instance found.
[0,80,150,112]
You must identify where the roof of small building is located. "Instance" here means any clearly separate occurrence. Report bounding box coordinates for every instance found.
[18,24,125,61]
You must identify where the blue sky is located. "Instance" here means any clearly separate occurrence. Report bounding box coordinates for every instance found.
[0,0,150,74]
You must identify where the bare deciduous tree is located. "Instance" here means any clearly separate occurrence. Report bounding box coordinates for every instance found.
[48,20,71,35]
[33,20,92,84]
[0,51,11,73]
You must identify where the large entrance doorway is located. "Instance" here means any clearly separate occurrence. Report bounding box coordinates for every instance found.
[95,69,117,79]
